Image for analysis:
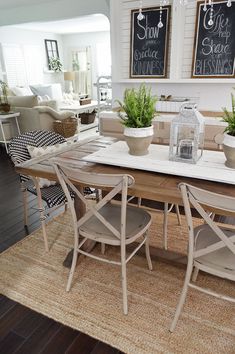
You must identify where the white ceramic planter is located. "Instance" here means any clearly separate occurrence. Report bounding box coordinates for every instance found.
[124,126,154,156]
[124,125,154,138]
[223,133,235,169]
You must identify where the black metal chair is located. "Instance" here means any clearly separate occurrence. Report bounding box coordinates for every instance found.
[9,130,71,251]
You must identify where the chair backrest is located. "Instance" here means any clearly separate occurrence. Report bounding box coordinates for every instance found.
[52,160,135,241]
[179,183,235,258]
[8,130,65,165]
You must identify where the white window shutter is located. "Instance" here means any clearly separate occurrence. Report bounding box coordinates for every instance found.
[2,44,27,87]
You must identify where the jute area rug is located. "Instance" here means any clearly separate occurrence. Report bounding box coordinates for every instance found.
[0,211,234,354]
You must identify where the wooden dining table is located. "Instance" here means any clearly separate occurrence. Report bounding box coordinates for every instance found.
[16,135,235,265]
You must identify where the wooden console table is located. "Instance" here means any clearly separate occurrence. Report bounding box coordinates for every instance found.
[59,100,101,114]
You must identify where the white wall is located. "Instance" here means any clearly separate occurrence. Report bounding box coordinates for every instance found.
[110,0,235,112]
[62,31,111,98]
[0,26,64,85]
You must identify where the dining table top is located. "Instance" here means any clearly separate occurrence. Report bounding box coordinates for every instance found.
[16,135,235,214]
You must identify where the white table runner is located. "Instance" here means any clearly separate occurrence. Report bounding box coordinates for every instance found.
[83,141,235,185]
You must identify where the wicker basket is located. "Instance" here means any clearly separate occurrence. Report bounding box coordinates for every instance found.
[80,112,96,124]
[80,98,91,105]
[53,117,78,138]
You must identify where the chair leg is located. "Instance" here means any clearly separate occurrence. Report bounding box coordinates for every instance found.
[34,178,49,252]
[169,261,193,332]
[163,202,168,250]
[192,266,199,282]
[21,185,28,227]
[145,234,153,271]
[66,248,78,292]
[121,245,128,315]
[175,204,181,225]
[137,197,142,207]
[101,243,105,255]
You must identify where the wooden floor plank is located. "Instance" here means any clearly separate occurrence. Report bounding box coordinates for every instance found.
[13,309,47,339]
[0,304,31,340]
[91,342,121,354]
[66,332,97,354]
[39,326,78,354]
[13,318,61,354]
[0,331,25,354]
[0,297,17,318]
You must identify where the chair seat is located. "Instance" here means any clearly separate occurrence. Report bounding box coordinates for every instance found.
[79,203,151,245]
[26,180,68,208]
[194,224,235,279]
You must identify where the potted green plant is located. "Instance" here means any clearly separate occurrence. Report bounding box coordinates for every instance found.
[49,57,63,72]
[116,84,157,155]
[222,89,235,169]
[0,80,10,112]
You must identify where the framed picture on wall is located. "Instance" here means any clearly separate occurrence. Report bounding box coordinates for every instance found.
[44,39,59,68]
[192,0,235,78]
[130,6,171,78]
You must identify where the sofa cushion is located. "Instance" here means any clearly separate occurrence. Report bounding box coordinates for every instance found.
[29,83,63,101]
[11,86,34,96]
[30,84,52,98]
[8,95,38,108]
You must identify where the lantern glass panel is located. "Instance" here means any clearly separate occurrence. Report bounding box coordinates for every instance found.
[169,104,205,164]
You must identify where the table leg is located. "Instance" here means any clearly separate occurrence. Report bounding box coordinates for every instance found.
[63,187,97,268]
[15,116,21,135]
[0,120,8,153]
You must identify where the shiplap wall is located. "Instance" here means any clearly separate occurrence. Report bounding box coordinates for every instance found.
[182,0,197,78]
[110,0,235,111]
[121,0,172,79]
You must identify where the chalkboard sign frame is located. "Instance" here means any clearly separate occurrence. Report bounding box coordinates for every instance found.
[130,6,171,79]
[192,0,235,78]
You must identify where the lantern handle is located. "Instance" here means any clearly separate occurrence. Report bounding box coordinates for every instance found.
[179,102,197,117]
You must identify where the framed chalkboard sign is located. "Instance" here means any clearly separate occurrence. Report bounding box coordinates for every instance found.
[192,0,235,78]
[130,6,171,78]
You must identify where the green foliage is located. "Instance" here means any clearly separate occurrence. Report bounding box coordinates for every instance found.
[116,84,157,128]
[222,89,235,136]
[0,80,9,105]
[49,57,63,72]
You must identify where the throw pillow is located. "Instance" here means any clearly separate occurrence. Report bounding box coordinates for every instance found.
[29,85,53,99]
[11,86,34,96]
[27,141,75,188]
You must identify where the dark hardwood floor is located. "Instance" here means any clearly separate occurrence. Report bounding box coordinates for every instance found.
[0,145,123,354]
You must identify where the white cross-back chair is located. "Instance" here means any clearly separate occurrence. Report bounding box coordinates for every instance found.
[132,197,181,250]
[53,161,153,314]
[170,183,235,332]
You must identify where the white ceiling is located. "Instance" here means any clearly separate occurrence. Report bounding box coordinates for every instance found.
[0,0,56,10]
[10,14,110,34]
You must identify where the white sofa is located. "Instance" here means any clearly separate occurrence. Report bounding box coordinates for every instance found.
[10,83,63,104]
[0,95,75,141]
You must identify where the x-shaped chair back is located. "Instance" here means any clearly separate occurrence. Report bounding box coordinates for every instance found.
[53,161,135,242]
[170,183,235,332]
[180,183,235,260]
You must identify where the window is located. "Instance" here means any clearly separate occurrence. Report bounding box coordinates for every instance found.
[2,44,43,86]
[44,39,59,68]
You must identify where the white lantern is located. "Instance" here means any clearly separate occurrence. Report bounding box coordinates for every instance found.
[169,103,205,164]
